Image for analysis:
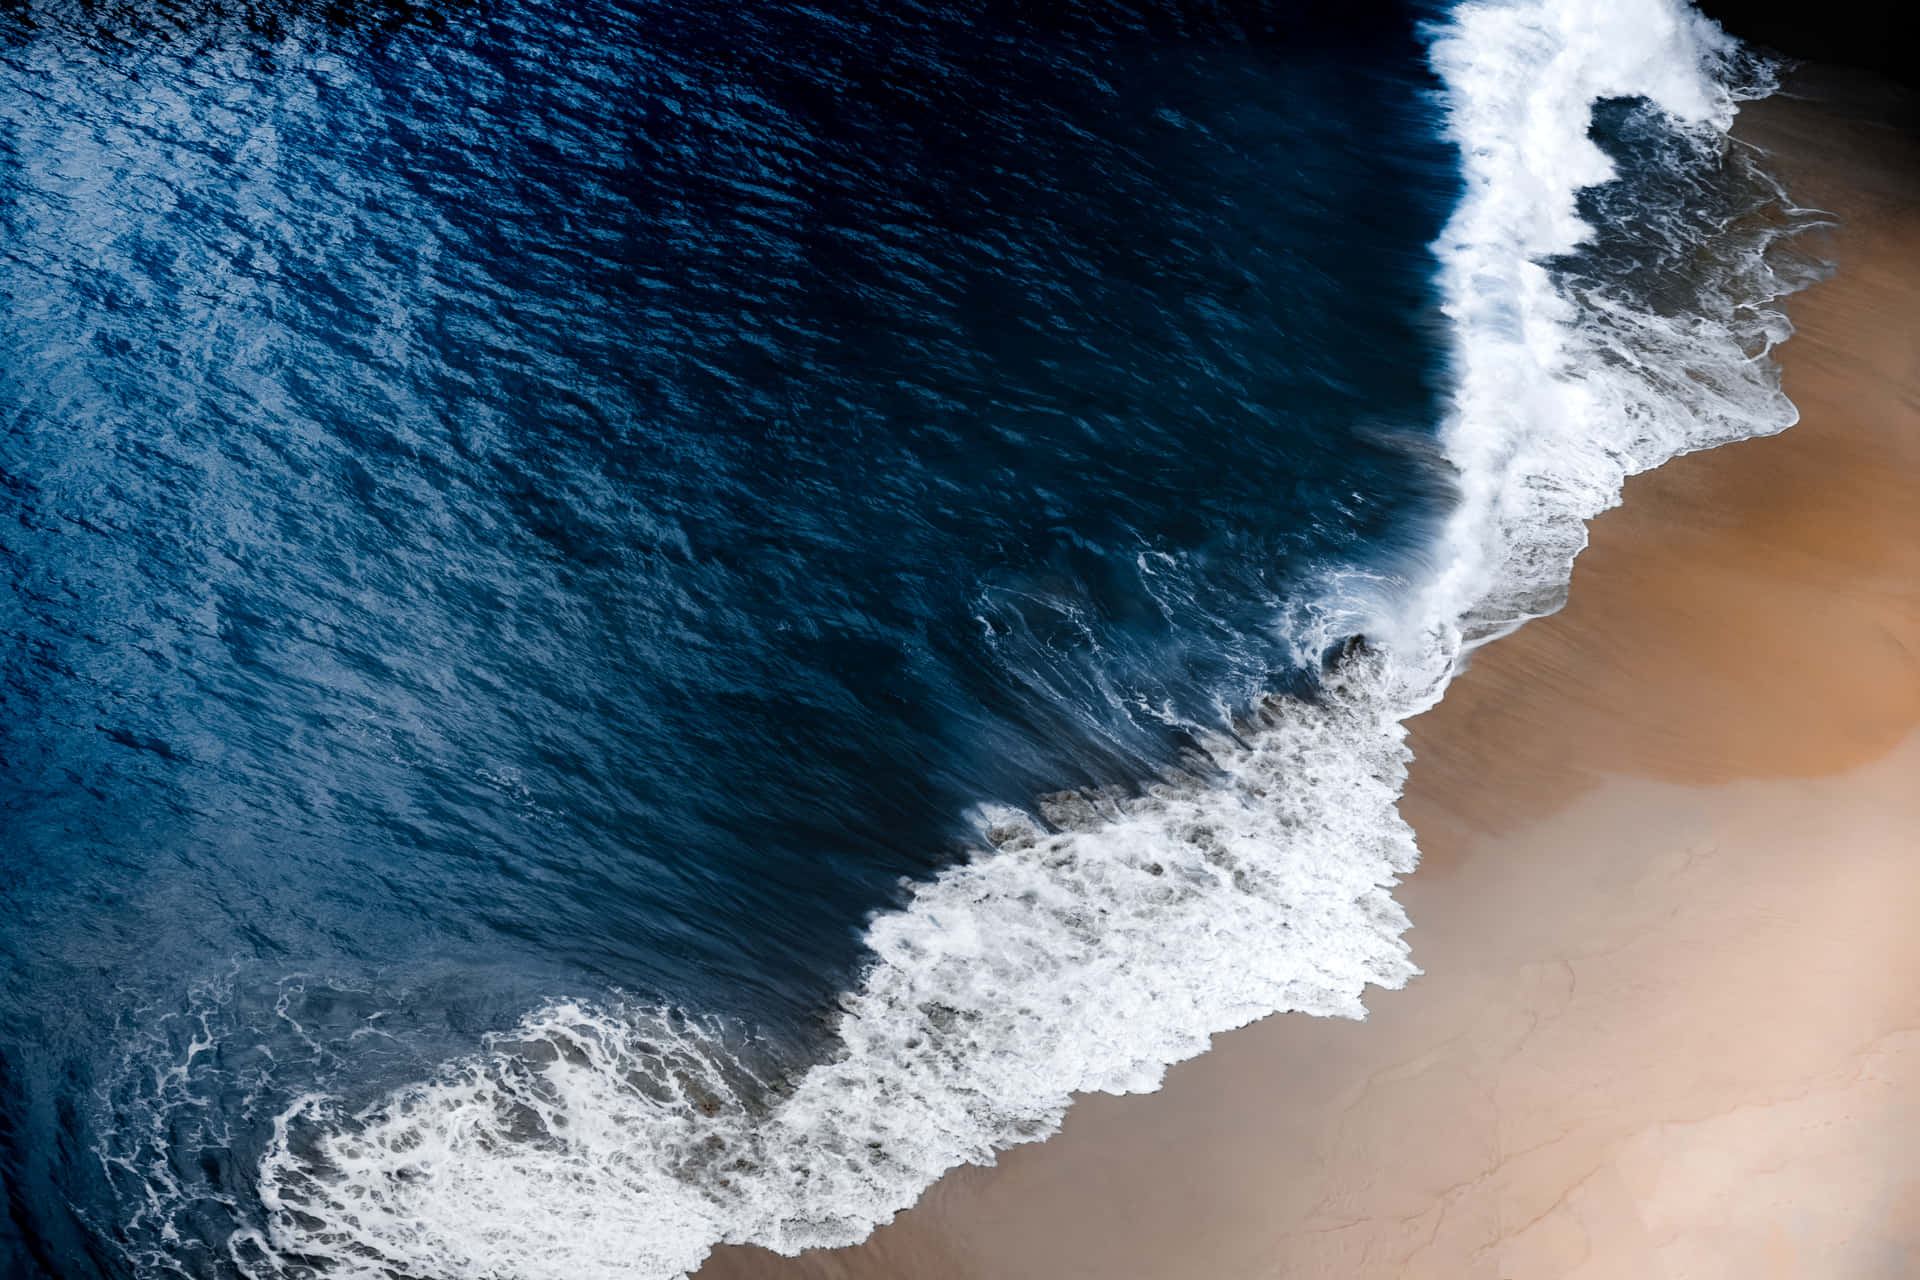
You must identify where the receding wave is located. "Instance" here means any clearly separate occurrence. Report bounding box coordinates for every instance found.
[242,1,1820,1276]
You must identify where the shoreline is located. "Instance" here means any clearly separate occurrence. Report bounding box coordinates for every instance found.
[699,71,1920,1280]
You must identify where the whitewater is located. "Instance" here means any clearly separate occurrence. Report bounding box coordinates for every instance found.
[243,1,1817,1275]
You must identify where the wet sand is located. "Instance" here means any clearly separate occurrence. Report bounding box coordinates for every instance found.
[700,75,1920,1279]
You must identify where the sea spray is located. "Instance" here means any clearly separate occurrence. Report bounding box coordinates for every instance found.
[249,1,1816,1275]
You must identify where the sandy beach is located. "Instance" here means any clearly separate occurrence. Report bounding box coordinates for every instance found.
[700,72,1920,1280]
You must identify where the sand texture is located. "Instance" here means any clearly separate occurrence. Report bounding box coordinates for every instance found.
[698,75,1920,1280]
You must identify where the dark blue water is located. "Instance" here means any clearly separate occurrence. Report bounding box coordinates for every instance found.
[0,0,1460,1272]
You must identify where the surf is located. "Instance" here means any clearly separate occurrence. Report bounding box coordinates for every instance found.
[238,2,1819,1277]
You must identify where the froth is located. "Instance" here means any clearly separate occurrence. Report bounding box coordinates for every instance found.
[1421,0,1802,646]
[254,656,1419,1278]
[248,2,1813,1276]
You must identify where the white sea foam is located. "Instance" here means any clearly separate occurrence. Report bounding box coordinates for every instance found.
[1416,0,1801,649]
[250,2,1813,1275]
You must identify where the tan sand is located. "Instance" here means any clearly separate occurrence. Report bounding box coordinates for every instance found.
[700,77,1920,1279]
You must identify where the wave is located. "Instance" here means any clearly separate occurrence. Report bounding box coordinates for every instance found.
[244,1,1817,1276]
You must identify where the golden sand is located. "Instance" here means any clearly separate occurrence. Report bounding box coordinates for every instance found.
[700,76,1920,1279]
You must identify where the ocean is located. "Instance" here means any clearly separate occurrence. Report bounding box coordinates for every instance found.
[0,0,1816,1276]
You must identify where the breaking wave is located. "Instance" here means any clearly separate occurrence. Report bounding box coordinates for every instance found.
[240,1,1821,1275]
